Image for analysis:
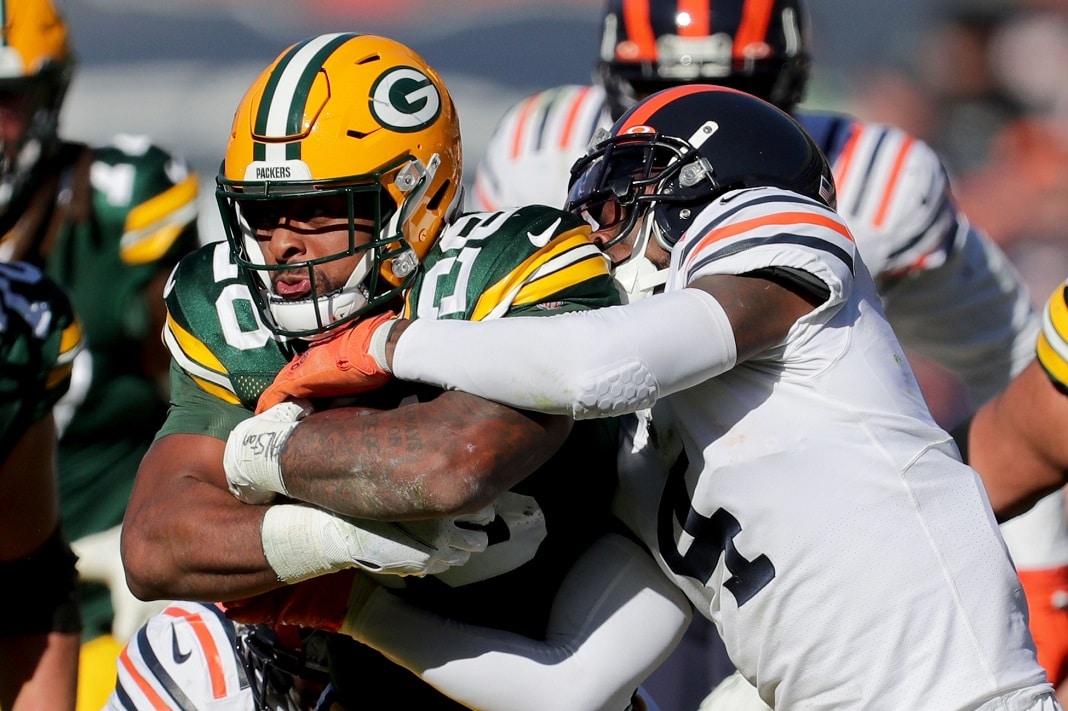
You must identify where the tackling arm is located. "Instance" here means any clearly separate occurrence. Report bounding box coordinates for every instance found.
[385,274,817,418]
[968,360,1068,521]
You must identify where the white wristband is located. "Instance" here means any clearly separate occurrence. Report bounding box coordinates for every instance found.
[223,402,306,504]
[368,318,397,374]
[261,505,352,583]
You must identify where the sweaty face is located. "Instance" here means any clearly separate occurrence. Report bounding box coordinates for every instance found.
[241,192,375,301]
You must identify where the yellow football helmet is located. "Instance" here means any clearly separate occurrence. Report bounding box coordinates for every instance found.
[216,32,464,339]
[0,0,74,207]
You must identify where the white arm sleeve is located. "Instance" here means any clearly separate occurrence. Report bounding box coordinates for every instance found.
[346,533,692,711]
[392,289,736,419]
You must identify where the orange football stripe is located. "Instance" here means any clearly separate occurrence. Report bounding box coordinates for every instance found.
[623,0,657,60]
[509,95,539,160]
[473,175,499,213]
[689,210,855,262]
[118,649,171,710]
[559,86,592,148]
[873,135,915,228]
[679,0,710,36]
[734,0,776,58]
[164,606,228,699]
[831,124,863,194]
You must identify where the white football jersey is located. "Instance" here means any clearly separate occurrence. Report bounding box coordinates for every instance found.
[609,187,1049,709]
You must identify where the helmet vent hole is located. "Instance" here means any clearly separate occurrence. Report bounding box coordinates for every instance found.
[346,130,370,139]
[357,54,381,65]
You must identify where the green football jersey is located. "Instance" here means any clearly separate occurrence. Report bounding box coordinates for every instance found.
[161,205,623,708]
[0,260,82,459]
[1,136,200,638]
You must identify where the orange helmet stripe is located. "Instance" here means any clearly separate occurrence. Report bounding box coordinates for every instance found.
[733,0,776,59]
[622,0,658,61]
[117,649,171,710]
[679,0,711,37]
[618,85,729,130]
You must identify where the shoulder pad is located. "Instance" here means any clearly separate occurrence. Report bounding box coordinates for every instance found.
[163,242,287,409]
[472,84,611,212]
[405,205,618,321]
[1038,281,1068,391]
[91,134,200,267]
[817,119,955,278]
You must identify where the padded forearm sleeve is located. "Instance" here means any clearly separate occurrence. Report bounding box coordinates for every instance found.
[393,288,736,419]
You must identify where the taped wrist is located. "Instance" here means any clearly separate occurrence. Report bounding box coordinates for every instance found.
[224,408,304,503]
[368,318,397,374]
[261,505,353,584]
[0,525,82,636]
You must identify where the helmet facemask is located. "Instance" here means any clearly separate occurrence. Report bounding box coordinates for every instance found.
[0,63,70,208]
[567,130,714,300]
[217,161,418,341]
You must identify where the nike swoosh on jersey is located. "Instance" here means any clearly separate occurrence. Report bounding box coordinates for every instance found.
[171,626,192,664]
[527,218,562,248]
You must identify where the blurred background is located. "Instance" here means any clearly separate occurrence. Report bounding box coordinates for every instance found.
[60,0,1068,422]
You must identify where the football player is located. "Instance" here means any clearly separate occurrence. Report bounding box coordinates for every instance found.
[120,33,689,710]
[954,278,1068,708]
[0,0,201,704]
[473,1,1054,707]
[0,260,83,710]
[348,85,1059,710]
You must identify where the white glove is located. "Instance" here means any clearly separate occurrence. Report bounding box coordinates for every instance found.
[261,503,493,583]
[71,525,169,642]
[223,401,309,504]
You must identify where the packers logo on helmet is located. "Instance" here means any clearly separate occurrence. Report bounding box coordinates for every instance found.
[369,66,442,133]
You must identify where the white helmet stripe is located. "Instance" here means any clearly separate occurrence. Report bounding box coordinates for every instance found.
[258,32,352,164]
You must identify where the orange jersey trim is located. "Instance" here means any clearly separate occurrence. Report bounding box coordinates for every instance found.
[873,135,915,228]
[118,650,171,710]
[509,95,539,160]
[688,210,855,261]
[559,86,592,149]
[163,606,229,699]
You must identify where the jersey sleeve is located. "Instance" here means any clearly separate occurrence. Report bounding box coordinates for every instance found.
[471,85,611,212]
[0,261,83,453]
[91,134,201,269]
[671,187,856,310]
[161,242,288,412]
[403,205,621,322]
[821,120,957,282]
[1037,281,1068,392]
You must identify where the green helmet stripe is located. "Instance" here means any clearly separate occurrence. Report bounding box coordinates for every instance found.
[252,32,359,164]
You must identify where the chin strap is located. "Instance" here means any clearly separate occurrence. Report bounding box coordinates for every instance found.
[612,212,668,303]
